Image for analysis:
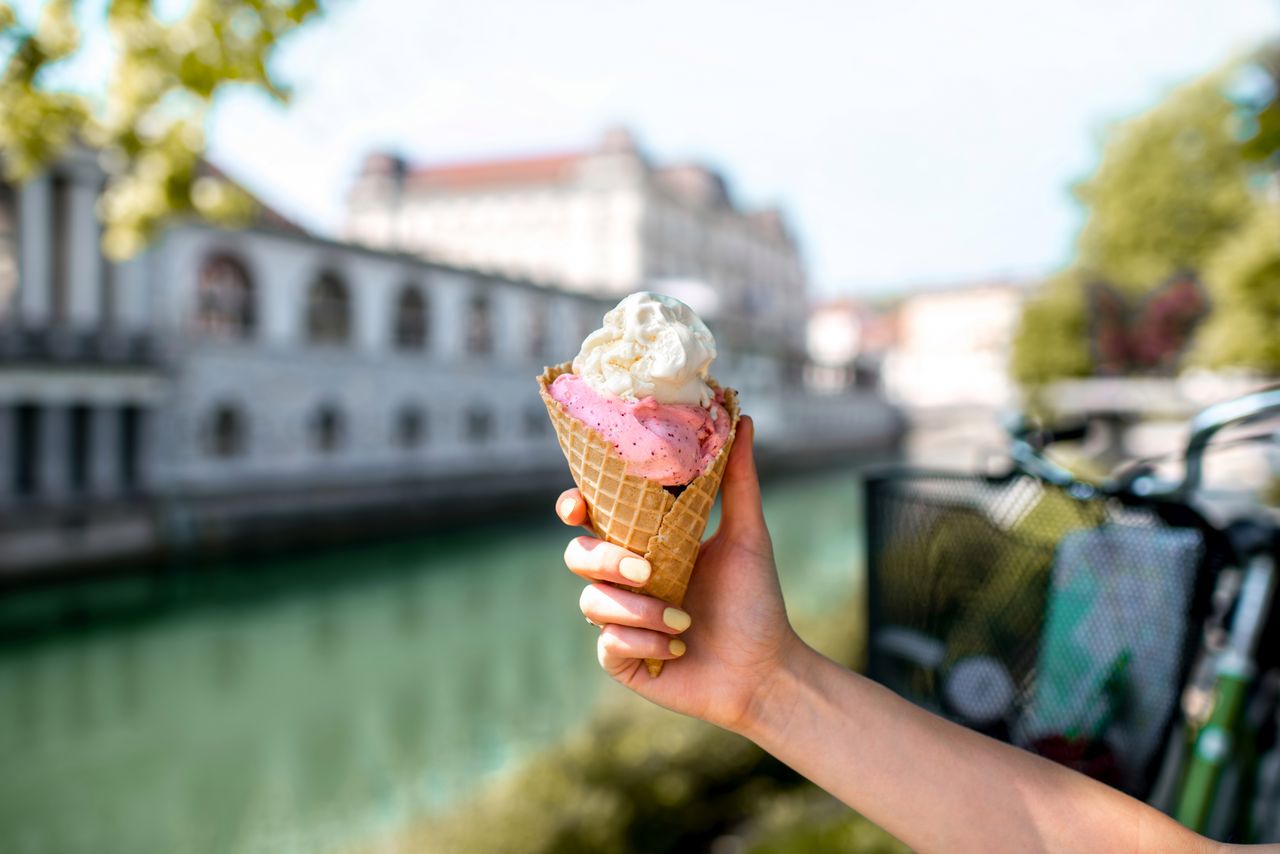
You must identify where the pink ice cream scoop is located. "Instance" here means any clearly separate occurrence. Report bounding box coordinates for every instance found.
[548,373,731,486]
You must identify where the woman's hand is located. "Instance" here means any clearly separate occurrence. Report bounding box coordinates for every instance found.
[556,416,801,733]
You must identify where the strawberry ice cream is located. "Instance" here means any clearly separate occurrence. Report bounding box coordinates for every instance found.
[546,292,732,486]
[548,374,731,485]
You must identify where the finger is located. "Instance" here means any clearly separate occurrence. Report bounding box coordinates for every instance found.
[579,583,692,635]
[597,624,687,674]
[564,536,652,586]
[555,489,589,527]
[719,416,766,537]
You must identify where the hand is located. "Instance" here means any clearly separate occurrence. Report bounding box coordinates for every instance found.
[556,416,801,733]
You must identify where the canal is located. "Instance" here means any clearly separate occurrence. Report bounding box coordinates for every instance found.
[0,468,865,854]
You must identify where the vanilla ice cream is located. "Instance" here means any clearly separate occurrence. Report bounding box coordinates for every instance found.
[572,292,717,407]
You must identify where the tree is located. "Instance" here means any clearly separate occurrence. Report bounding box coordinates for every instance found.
[0,0,321,259]
[1009,269,1092,387]
[1237,44,1280,165]
[1073,71,1257,293]
[1192,204,1280,373]
[1011,66,1264,385]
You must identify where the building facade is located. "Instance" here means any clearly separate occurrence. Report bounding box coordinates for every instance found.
[344,129,809,357]
[880,283,1027,409]
[0,151,899,576]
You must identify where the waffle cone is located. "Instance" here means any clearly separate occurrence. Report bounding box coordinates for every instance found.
[538,362,740,677]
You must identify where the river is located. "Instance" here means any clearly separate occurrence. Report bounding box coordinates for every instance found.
[0,468,864,854]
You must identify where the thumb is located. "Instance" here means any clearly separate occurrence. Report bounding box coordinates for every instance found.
[718,415,766,538]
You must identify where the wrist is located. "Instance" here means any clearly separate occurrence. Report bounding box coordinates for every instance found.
[732,632,822,744]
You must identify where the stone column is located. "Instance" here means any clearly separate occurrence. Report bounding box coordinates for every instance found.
[67,177,102,333]
[434,276,465,358]
[17,175,51,329]
[90,405,121,499]
[37,405,69,503]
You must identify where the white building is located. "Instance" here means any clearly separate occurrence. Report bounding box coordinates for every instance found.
[0,149,616,572]
[0,149,900,575]
[880,282,1027,409]
[344,128,809,357]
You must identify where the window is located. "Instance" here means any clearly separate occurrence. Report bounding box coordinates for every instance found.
[206,403,248,458]
[14,402,38,497]
[528,299,548,359]
[196,254,255,339]
[395,405,425,449]
[120,405,142,493]
[465,406,493,443]
[68,404,91,493]
[466,293,492,356]
[310,404,344,453]
[393,286,428,351]
[524,405,547,437]
[306,272,350,345]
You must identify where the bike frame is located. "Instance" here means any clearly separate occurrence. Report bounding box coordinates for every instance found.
[1012,386,1280,836]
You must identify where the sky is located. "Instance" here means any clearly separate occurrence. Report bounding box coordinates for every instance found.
[37,0,1280,296]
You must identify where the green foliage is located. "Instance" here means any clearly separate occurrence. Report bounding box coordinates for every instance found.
[370,599,902,854]
[1074,72,1257,293]
[1012,64,1270,386]
[1239,45,1280,164]
[1010,269,1093,386]
[0,0,321,258]
[746,788,911,854]
[390,692,902,854]
[1192,204,1280,372]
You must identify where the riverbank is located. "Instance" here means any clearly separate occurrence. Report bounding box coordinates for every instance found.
[0,402,903,587]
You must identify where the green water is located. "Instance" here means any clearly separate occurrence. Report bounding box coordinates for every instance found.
[0,469,864,854]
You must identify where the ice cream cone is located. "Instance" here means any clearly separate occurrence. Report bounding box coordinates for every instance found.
[538,361,740,676]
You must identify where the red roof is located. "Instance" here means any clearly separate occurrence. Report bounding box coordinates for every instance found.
[409,152,583,189]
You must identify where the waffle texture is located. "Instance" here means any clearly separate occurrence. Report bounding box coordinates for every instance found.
[538,361,740,676]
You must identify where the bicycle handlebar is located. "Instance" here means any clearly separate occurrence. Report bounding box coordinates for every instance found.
[1179,386,1280,497]
[1005,385,1280,503]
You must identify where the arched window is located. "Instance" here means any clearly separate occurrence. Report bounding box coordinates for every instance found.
[206,403,248,458]
[395,405,426,449]
[465,405,493,443]
[196,254,255,339]
[528,298,549,359]
[310,404,344,453]
[306,271,350,345]
[393,286,428,351]
[466,293,492,356]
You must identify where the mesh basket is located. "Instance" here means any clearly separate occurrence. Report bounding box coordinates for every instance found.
[865,469,1222,799]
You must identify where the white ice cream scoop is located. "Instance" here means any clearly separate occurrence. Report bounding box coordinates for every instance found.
[572,291,718,407]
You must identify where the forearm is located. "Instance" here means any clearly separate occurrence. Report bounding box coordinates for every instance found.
[739,642,1220,854]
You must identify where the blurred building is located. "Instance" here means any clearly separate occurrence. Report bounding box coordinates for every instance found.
[344,128,809,357]
[879,281,1027,409]
[805,299,898,392]
[0,149,900,576]
[806,282,1027,408]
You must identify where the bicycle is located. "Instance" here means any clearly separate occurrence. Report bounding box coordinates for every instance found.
[863,386,1280,842]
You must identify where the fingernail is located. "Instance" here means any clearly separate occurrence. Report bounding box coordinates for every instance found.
[559,498,577,519]
[618,557,651,584]
[668,638,687,657]
[662,607,691,632]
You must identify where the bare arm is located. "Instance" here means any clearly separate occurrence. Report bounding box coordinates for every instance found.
[742,640,1225,854]
[557,417,1257,854]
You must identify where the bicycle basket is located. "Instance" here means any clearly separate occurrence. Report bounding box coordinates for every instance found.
[864,469,1221,798]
